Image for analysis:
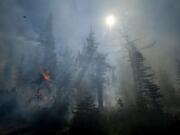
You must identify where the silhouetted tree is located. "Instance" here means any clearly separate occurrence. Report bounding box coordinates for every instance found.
[70,91,100,135]
[76,31,109,109]
[40,14,57,80]
[125,36,162,111]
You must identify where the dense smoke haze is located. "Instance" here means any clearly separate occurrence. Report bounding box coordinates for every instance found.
[0,0,180,135]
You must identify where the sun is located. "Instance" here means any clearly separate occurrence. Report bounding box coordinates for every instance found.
[105,14,116,29]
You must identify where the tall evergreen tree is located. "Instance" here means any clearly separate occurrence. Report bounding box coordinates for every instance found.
[25,14,58,108]
[76,31,109,109]
[70,91,100,135]
[125,37,162,111]
[40,14,57,80]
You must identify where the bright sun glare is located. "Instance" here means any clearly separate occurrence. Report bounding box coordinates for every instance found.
[105,14,116,29]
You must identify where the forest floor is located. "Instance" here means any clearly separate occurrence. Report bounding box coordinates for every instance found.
[0,119,180,135]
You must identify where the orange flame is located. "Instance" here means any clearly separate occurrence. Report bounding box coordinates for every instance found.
[39,65,52,82]
[42,70,51,82]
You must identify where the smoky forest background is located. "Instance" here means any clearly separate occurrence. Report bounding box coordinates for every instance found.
[0,0,180,135]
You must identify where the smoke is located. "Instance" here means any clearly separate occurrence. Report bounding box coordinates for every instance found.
[0,0,180,122]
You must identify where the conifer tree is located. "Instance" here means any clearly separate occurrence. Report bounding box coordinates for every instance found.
[70,91,100,135]
[40,14,57,80]
[125,37,162,111]
[76,31,109,109]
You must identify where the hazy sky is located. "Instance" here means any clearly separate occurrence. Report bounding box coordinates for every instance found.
[1,0,180,43]
[0,0,180,71]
